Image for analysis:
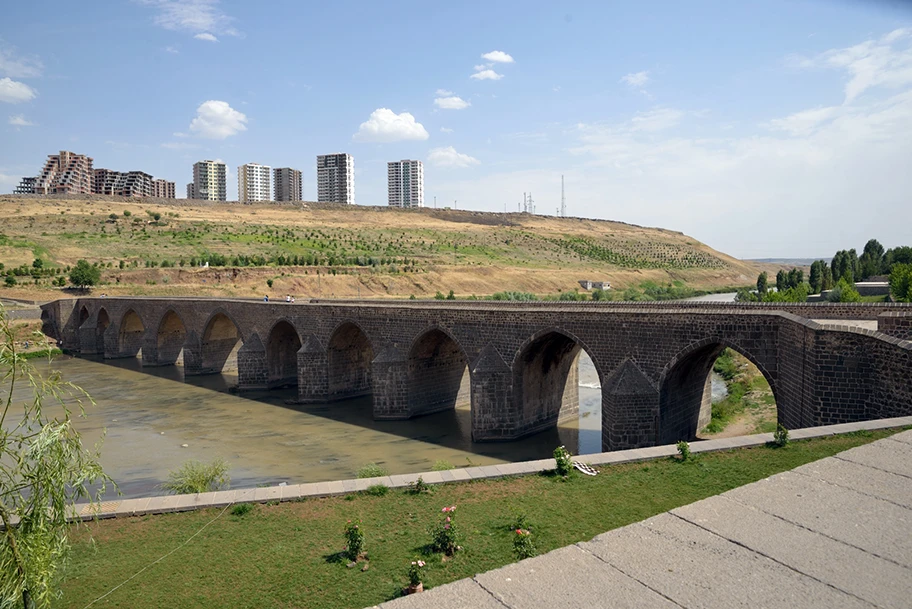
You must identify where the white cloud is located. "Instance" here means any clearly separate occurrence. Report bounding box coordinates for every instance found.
[473,64,489,72]
[766,106,841,135]
[0,78,36,103]
[137,0,239,38]
[161,141,198,150]
[164,45,179,53]
[0,44,43,78]
[428,146,480,168]
[194,32,218,42]
[353,108,429,142]
[482,50,514,64]
[621,71,650,88]
[436,89,453,96]
[173,131,188,137]
[434,95,470,110]
[188,100,247,139]
[440,127,454,133]
[798,28,912,103]
[629,108,685,132]
[8,114,34,126]
[471,69,504,81]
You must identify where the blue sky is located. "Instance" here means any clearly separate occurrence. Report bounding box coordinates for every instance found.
[1,0,911,258]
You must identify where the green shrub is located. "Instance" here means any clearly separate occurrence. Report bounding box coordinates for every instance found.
[553,445,573,476]
[160,458,230,494]
[431,460,454,471]
[357,462,388,478]
[408,476,433,495]
[430,505,459,555]
[512,528,536,559]
[773,424,790,448]
[889,263,912,302]
[827,278,861,302]
[364,484,389,496]
[676,441,692,462]
[231,502,254,517]
[343,520,365,561]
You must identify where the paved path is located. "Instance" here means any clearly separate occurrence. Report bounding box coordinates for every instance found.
[376,429,912,609]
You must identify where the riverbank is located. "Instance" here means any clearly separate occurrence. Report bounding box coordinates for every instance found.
[60,426,906,609]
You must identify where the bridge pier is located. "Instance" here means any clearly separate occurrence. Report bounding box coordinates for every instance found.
[297,336,329,402]
[471,344,518,441]
[602,360,661,451]
[371,346,409,419]
[181,332,204,375]
[237,334,268,390]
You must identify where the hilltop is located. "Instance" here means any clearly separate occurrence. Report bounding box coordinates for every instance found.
[0,195,761,300]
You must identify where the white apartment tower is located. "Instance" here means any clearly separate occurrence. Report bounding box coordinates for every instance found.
[387,159,424,208]
[238,163,272,203]
[192,160,227,201]
[316,153,354,205]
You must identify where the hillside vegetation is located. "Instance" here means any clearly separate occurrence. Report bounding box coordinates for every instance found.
[0,196,759,300]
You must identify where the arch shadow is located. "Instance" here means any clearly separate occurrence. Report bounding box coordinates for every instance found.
[266,319,302,388]
[327,320,374,401]
[156,309,187,366]
[407,325,471,417]
[200,311,243,374]
[117,309,143,358]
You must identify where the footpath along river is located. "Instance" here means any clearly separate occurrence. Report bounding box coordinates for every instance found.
[10,355,603,499]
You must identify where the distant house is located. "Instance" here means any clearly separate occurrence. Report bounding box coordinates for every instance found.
[578,280,611,291]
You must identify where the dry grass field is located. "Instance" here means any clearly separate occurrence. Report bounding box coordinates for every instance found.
[0,196,762,300]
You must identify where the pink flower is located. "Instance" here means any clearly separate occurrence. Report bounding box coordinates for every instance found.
[418,560,425,567]
[444,524,450,529]
[446,516,451,522]
[516,529,522,534]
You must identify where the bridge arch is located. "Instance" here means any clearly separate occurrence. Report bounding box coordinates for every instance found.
[512,327,601,437]
[327,320,374,400]
[658,337,778,444]
[117,309,144,357]
[156,309,187,366]
[200,310,243,374]
[265,319,302,388]
[77,305,90,328]
[95,308,111,355]
[407,325,470,416]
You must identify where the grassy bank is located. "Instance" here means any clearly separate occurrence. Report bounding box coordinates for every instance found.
[58,429,901,609]
[703,349,777,435]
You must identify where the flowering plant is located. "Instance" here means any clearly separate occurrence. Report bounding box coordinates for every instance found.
[407,559,426,586]
[430,505,459,555]
[343,519,364,561]
[553,445,573,476]
[512,528,536,559]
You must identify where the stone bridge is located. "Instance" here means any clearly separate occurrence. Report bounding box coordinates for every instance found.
[40,298,912,451]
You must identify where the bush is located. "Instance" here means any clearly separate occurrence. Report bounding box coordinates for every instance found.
[512,528,536,559]
[889,263,912,302]
[827,278,861,303]
[407,559,426,587]
[231,502,254,517]
[160,458,230,494]
[431,460,454,471]
[772,424,790,448]
[266,279,273,288]
[676,441,692,462]
[430,505,459,555]
[558,290,586,301]
[123,210,131,217]
[4,275,16,287]
[553,445,573,476]
[408,476,433,495]
[357,462,388,478]
[491,291,538,301]
[364,484,389,496]
[343,520,365,561]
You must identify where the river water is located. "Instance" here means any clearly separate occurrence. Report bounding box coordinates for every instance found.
[11,356,603,499]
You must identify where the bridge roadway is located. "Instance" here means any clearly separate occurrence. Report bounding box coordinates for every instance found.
[40,298,912,451]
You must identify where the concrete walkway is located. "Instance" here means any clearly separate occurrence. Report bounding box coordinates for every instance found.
[376,429,912,609]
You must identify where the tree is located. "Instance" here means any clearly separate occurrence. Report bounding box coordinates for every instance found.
[827,278,862,302]
[890,263,912,302]
[885,246,912,272]
[775,270,787,292]
[68,260,100,289]
[822,265,835,291]
[859,239,885,280]
[756,272,768,295]
[0,305,111,608]
[809,260,826,294]
[30,259,43,271]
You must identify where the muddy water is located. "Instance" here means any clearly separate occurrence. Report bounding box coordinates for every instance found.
[13,355,602,499]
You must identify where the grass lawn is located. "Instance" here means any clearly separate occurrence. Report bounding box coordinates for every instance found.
[59,429,902,609]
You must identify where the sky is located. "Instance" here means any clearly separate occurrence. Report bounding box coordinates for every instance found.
[1,0,911,259]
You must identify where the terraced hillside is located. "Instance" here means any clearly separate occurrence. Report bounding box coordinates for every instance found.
[0,196,759,299]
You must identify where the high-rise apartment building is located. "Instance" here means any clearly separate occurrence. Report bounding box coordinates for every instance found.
[34,151,94,195]
[186,183,195,199]
[14,177,36,194]
[191,160,227,201]
[316,153,354,205]
[93,169,154,197]
[273,167,302,202]
[238,163,272,203]
[387,159,424,208]
[152,178,176,199]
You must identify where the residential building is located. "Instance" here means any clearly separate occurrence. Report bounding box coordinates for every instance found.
[274,167,302,202]
[13,177,36,194]
[238,163,272,203]
[153,178,176,199]
[34,150,94,195]
[192,160,227,201]
[93,169,154,197]
[387,159,424,208]
[186,183,195,199]
[316,153,354,205]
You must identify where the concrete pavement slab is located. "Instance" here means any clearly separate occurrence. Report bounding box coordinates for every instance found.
[835,439,912,478]
[379,578,507,608]
[474,544,680,609]
[672,494,912,609]
[581,513,871,608]
[792,457,912,508]
[722,470,912,568]
[889,429,912,445]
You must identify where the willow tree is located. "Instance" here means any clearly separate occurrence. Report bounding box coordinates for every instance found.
[0,306,111,608]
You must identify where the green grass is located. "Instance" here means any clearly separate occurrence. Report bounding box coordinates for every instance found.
[58,428,904,609]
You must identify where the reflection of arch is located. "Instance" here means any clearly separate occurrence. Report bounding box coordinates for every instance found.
[96,308,111,355]
[658,338,778,444]
[513,327,597,435]
[201,311,242,374]
[407,326,470,415]
[117,309,143,357]
[266,319,301,388]
[156,309,187,366]
[327,321,374,400]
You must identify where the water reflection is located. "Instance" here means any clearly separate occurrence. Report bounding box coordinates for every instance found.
[12,354,602,499]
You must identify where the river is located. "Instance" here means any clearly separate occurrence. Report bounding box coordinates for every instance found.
[10,355,603,499]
